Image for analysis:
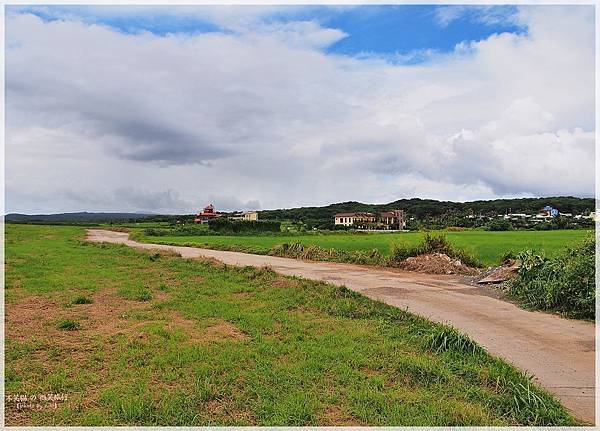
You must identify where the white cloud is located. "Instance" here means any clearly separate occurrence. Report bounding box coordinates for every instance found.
[5,6,595,214]
[433,5,522,28]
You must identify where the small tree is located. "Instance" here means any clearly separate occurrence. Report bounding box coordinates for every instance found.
[485,218,512,231]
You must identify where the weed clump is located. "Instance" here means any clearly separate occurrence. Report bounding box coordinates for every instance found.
[56,318,81,331]
[149,252,161,261]
[426,326,484,356]
[134,289,153,302]
[71,295,93,305]
[269,242,383,265]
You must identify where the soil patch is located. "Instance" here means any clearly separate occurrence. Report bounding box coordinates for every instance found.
[398,253,480,276]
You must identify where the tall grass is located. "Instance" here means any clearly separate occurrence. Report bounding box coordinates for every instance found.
[425,326,484,356]
[269,242,384,265]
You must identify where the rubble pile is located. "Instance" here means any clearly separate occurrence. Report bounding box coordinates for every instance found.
[477,260,520,285]
[398,253,481,276]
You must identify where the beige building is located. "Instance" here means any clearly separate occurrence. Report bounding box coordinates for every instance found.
[334,209,405,230]
[243,211,258,221]
[334,212,376,228]
[230,211,259,221]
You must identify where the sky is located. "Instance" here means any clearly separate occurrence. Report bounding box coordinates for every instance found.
[5,5,595,214]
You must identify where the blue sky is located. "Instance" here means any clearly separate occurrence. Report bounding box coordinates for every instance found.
[9,5,524,60]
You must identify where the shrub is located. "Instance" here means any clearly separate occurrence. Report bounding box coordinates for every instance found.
[485,218,513,231]
[510,234,595,319]
[389,233,482,268]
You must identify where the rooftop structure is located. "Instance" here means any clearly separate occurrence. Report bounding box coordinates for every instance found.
[194,204,220,224]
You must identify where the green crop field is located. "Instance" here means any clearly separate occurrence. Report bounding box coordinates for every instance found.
[5,224,575,426]
[136,229,590,266]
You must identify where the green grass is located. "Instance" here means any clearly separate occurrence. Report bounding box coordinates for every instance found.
[134,229,590,266]
[56,318,81,331]
[5,224,576,426]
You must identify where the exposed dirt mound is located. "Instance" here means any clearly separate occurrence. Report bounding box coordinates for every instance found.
[398,253,480,276]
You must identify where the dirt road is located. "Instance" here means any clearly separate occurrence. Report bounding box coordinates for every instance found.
[87,229,596,424]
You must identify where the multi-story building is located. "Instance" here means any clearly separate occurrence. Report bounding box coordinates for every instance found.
[378,209,406,230]
[334,209,405,230]
[194,204,219,224]
[230,211,259,221]
[334,212,376,228]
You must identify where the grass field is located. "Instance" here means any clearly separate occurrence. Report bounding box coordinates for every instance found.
[135,229,590,266]
[4,224,575,426]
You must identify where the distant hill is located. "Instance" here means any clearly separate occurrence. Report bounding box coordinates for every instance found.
[5,196,595,228]
[5,212,158,222]
[259,196,596,228]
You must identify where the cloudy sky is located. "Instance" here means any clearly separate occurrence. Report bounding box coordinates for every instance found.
[5,5,595,214]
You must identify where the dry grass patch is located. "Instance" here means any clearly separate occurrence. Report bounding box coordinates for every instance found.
[203,319,249,342]
[320,405,362,426]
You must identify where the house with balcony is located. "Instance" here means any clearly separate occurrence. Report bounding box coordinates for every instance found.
[334,212,376,228]
[334,209,405,230]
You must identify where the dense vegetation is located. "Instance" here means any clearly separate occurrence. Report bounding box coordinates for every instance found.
[136,229,589,267]
[509,235,596,320]
[4,225,576,425]
[258,197,595,229]
[142,221,281,237]
[5,212,156,223]
[6,196,594,231]
[208,218,281,233]
[267,234,483,268]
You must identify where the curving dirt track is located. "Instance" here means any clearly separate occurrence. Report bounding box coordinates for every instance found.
[86,229,596,424]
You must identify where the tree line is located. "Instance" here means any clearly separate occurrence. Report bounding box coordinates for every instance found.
[257,196,595,230]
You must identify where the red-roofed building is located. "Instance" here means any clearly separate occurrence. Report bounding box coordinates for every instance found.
[194,204,220,224]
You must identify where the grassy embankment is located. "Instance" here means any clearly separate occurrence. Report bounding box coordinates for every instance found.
[5,224,576,426]
[133,229,589,267]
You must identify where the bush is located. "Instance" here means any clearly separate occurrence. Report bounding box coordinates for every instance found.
[510,234,595,319]
[485,218,513,231]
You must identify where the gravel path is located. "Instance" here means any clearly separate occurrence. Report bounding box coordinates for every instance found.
[87,229,596,424]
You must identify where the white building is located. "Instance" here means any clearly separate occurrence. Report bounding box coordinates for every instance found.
[243,211,258,221]
[229,211,259,221]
